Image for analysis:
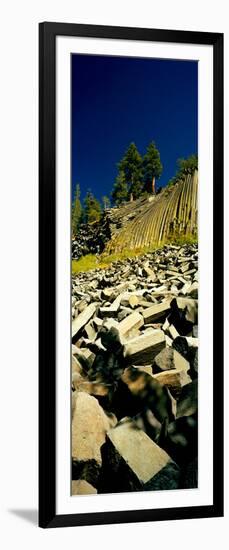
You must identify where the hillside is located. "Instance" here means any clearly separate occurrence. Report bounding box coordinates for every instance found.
[107,170,198,253]
[72,171,198,260]
[71,171,199,494]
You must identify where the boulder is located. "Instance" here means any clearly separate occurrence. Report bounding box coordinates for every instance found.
[99,420,176,493]
[101,288,116,301]
[173,349,190,372]
[172,336,198,377]
[72,303,97,339]
[152,368,192,398]
[119,311,144,339]
[153,348,174,373]
[153,348,190,374]
[99,295,121,317]
[171,297,198,325]
[84,321,96,341]
[143,301,171,323]
[128,295,139,309]
[168,324,180,340]
[124,330,165,365]
[72,355,85,376]
[72,392,110,486]
[143,266,156,280]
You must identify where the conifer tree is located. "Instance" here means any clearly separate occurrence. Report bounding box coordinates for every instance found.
[72,183,82,234]
[167,154,198,187]
[102,195,111,211]
[111,170,128,206]
[118,142,143,199]
[177,154,198,176]
[142,141,162,194]
[84,190,101,223]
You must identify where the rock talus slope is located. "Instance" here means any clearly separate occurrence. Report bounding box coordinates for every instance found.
[71,243,198,494]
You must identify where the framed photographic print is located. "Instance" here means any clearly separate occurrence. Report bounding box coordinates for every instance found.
[39,22,224,528]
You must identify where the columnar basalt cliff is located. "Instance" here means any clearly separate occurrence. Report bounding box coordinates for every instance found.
[72,171,198,260]
[107,170,198,253]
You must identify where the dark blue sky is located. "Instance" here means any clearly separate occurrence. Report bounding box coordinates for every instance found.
[72,54,197,202]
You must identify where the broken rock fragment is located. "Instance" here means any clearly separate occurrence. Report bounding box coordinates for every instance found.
[72,392,110,486]
[153,345,190,375]
[72,303,97,339]
[152,368,192,398]
[172,336,198,378]
[171,297,198,324]
[124,329,165,365]
[153,348,174,373]
[99,420,177,493]
[99,295,121,318]
[143,301,171,323]
[72,354,85,376]
[119,311,144,339]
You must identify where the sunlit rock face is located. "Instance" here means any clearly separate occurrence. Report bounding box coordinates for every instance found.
[108,171,198,253]
[72,171,198,260]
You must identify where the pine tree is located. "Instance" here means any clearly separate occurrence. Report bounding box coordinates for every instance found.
[84,190,101,223]
[72,183,82,235]
[118,142,143,200]
[142,141,162,194]
[167,154,198,187]
[177,154,198,176]
[102,195,111,211]
[111,170,128,206]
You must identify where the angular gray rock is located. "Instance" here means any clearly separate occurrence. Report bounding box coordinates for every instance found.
[152,368,192,398]
[99,420,176,492]
[124,330,165,365]
[143,301,171,323]
[72,303,97,338]
[72,392,110,485]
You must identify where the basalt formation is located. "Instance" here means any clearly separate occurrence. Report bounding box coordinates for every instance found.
[72,171,198,260]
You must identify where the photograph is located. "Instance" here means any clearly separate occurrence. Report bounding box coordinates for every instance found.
[71,53,199,496]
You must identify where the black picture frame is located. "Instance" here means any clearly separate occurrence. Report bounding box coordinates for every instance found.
[39,22,224,528]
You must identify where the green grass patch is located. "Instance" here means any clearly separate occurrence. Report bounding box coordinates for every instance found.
[167,233,198,247]
[72,234,198,274]
[72,254,99,273]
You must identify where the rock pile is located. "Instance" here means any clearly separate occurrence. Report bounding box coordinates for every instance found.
[72,218,111,260]
[71,243,198,494]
